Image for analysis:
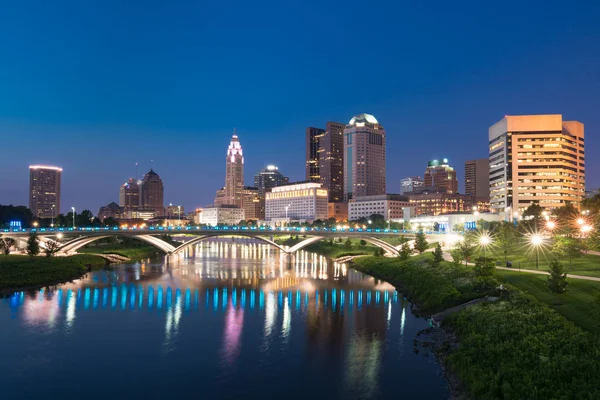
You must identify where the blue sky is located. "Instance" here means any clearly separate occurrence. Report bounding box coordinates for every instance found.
[1,0,599,214]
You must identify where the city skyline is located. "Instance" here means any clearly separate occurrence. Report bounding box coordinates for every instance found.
[1,2,599,213]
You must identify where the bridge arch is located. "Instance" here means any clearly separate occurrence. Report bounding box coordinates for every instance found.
[58,234,176,254]
[287,235,400,256]
[171,234,287,255]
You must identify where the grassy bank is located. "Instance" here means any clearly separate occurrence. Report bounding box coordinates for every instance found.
[352,254,600,399]
[496,269,600,334]
[78,246,161,260]
[353,254,498,314]
[0,254,107,293]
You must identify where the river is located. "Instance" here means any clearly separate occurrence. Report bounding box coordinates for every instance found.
[0,239,448,399]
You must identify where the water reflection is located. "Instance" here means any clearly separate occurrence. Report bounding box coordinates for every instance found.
[0,239,448,399]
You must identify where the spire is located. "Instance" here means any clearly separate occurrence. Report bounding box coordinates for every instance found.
[232,127,238,139]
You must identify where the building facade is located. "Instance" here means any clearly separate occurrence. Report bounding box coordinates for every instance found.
[328,202,348,222]
[489,114,585,214]
[216,131,245,207]
[343,113,386,201]
[406,191,473,216]
[423,159,458,194]
[119,178,141,214]
[241,186,262,220]
[400,176,424,194]
[319,121,345,202]
[348,194,411,221]
[265,182,328,222]
[141,169,164,216]
[464,159,489,201]
[306,127,325,182]
[98,202,125,222]
[29,165,62,219]
[199,205,245,226]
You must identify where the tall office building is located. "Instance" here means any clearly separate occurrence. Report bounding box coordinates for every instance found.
[119,178,141,212]
[216,131,245,207]
[306,127,325,182]
[464,159,489,201]
[319,121,345,202]
[343,113,386,201]
[489,114,585,214]
[400,176,424,194]
[424,158,458,194]
[29,165,62,219]
[254,165,289,195]
[141,169,164,216]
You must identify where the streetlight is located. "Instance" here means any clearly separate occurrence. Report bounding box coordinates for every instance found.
[387,209,391,230]
[178,205,181,225]
[285,204,290,222]
[479,234,491,258]
[530,234,544,270]
[51,204,56,227]
[577,218,585,226]
[581,225,593,236]
[546,220,556,231]
[71,207,76,228]
[32,221,39,228]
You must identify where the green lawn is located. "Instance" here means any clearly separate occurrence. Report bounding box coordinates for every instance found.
[78,245,161,260]
[496,269,600,334]
[0,254,107,293]
[476,244,600,277]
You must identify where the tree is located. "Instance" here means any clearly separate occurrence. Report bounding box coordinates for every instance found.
[552,236,583,270]
[76,209,95,226]
[433,243,444,266]
[495,222,516,264]
[43,240,61,257]
[337,237,343,243]
[457,239,475,266]
[359,239,367,247]
[474,257,495,277]
[523,203,543,228]
[103,217,118,227]
[26,232,40,257]
[414,231,428,254]
[0,237,16,258]
[547,258,568,294]
[344,238,352,249]
[399,242,413,260]
[450,248,463,266]
[0,205,34,228]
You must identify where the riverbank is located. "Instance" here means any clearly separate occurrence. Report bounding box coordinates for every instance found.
[77,246,162,261]
[0,254,107,295]
[351,254,600,399]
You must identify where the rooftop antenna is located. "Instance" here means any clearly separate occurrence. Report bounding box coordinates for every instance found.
[150,159,154,171]
[135,162,138,180]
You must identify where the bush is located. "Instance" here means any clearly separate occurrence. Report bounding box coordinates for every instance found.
[433,243,443,265]
[548,258,568,294]
[359,239,367,247]
[473,257,495,277]
[344,238,352,249]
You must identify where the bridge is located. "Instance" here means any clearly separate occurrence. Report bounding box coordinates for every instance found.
[1,225,421,257]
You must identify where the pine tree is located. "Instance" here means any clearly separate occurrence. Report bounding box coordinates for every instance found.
[433,243,444,265]
[399,242,412,260]
[548,258,568,294]
[414,231,428,254]
[26,232,40,258]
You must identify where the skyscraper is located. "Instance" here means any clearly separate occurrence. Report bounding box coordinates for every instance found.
[119,178,141,213]
[489,114,585,214]
[254,165,289,195]
[29,165,62,219]
[343,113,386,201]
[424,159,458,194]
[464,159,489,201]
[141,169,164,216]
[319,121,345,202]
[306,127,325,182]
[216,131,244,207]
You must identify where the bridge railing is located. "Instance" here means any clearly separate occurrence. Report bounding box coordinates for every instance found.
[1,225,433,235]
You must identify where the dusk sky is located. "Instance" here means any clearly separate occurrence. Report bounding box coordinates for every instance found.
[1,0,599,214]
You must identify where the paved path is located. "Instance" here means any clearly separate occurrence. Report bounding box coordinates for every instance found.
[442,251,600,282]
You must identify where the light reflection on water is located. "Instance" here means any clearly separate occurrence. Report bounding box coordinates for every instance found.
[0,239,448,399]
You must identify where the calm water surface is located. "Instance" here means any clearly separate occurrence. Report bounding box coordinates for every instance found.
[0,240,448,399]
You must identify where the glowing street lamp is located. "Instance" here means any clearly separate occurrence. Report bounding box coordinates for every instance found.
[479,234,491,258]
[581,225,593,236]
[577,218,585,226]
[546,220,556,231]
[530,234,544,270]
[71,207,76,228]
[32,221,39,228]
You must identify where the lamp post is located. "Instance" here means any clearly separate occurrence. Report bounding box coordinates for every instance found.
[546,220,556,231]
[479,234,491,258]
[71,207,76,228]
[387,209,391,230]
[178,205,181,225]
[285,204,290,223]
[51,204,55,227]
[530,234,543,270]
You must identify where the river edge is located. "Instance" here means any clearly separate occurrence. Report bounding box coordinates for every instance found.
[345,256,464,400]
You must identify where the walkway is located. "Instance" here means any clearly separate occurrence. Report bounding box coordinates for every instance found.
[442,251,600,282]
